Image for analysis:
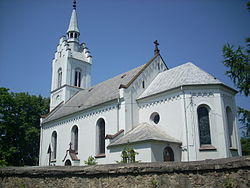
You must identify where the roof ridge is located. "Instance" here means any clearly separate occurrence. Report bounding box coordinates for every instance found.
[95,63,146,88]
[186,62,221,82]
[138,62,224,100]
[166,62,221,82]
[108,122,182,147]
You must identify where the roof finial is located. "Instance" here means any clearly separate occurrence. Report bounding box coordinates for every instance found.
[154,40,160,55]
[73,0,76,9]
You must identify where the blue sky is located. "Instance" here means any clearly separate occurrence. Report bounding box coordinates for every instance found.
[0,0,249,111]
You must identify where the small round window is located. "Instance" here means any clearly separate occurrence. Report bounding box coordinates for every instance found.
[150,112,160,124]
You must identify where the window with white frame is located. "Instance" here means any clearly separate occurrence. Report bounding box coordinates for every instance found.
[51,131,57,160]
[71,125,78,152]
[96,118,105,155]
[197,105,212,146]
[57,68,62,88]
[226,107,236,148]
[74,68,81,87]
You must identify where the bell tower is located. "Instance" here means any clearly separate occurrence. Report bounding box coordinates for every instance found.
[50,0,92,111]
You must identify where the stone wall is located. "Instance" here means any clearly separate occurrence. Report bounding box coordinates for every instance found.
[1,156,249,188]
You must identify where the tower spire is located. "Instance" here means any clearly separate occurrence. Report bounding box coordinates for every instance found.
[67,0,80,41]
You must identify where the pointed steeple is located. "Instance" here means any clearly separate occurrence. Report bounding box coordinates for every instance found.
[67,0,80,41]
[67,8,80,33]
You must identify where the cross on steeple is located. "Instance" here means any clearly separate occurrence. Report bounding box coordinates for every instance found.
[154,40,160,55]
[73,0,76,9]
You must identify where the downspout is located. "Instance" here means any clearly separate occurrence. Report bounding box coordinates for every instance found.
[39,118,43,166]
[181,86,189,161]
[130,88,134,129]
[117,98,120,132]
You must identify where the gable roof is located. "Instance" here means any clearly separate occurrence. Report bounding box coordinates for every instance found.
[139,62,226,99]
[108,122,182,147]
[119,54,166,88]
[42,58,157,124]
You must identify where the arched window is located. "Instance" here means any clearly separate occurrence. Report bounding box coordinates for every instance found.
[51,131,57,160]
[197,105,211,146]
[57,68,62,88]
[65,159,72,166]
[71,125,78,152]
[96,118,105,155]
[226,107,235,148]
[74,68,81,87]
[163,146,174,162]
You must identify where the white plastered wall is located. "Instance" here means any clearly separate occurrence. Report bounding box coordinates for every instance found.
[122,56,167,133]
[150,141,182,162]
[138,85,241,162]
[220,88,242,157]
[108,142,152,163]
[138,89,187,160]
[40,101,120,166]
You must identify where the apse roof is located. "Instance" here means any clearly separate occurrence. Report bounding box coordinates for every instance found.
[108,122,182,147]
[139,62,225,99]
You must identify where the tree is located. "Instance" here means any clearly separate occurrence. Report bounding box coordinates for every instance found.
[222,2,250,155]
[84,156,97,165]
[0,88,49,166]
[116,145,139,164]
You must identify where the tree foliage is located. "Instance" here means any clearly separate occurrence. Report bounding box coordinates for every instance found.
[222,1,250,155]
[117,145,139,164]
[0,88,49,166]
[222,39,250,97]
[84,156,97,165]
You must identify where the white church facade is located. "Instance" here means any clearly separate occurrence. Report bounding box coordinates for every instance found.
[39,2,241,166]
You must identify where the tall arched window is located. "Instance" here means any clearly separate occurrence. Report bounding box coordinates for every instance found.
[74,68,81,87]
[57,68,62,88]
[96,118,105,155]
[51,131,57,160]
[226,107,235,148]
[197,105,211,146]
[71,125,78,152]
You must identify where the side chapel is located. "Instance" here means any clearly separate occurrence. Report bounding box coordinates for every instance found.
[39,1,241,166]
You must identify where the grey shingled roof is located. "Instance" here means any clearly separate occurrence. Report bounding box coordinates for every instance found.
[139,62,223,99]
[108,122,182,147]
[42,64,146,124]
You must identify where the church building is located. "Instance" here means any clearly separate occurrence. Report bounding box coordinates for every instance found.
[39,2,241,166]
